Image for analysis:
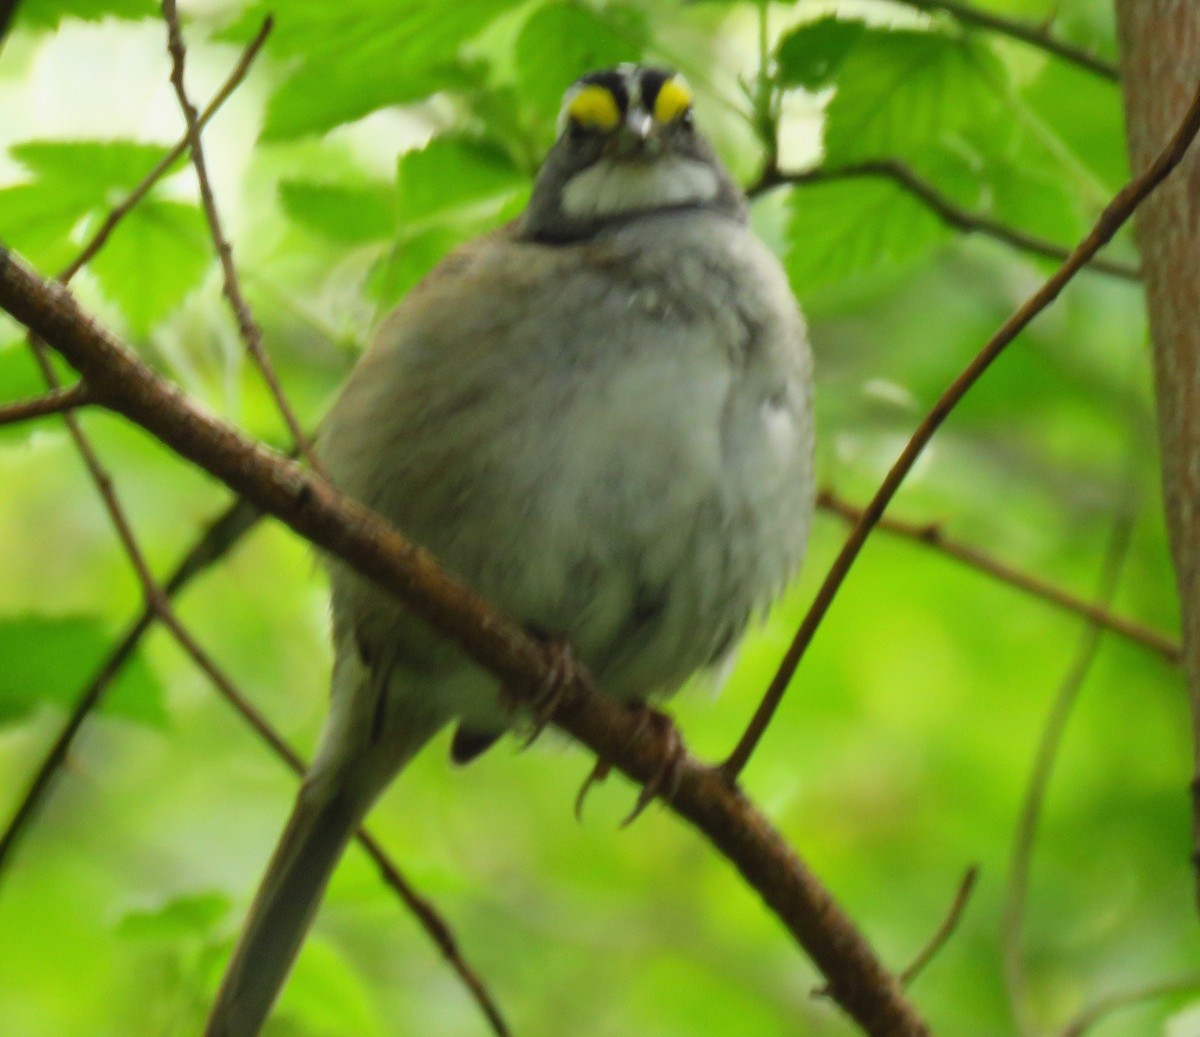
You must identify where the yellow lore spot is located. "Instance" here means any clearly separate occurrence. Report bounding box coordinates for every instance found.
[653,76,693,124]
[565,84,622,132]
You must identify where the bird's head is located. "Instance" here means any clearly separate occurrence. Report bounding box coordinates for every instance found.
[520,64,746,243]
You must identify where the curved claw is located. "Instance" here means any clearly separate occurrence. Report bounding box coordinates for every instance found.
[515,634,579,749]
[574,758,612,821]
[620,707,685,828]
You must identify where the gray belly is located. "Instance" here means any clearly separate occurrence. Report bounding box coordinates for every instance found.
[429,343,813,701]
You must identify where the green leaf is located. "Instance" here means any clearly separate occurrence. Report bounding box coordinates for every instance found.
[776,16,866,90]
[278,181,397,244]
[15,0,157,29]
[366,228,461,308]
[983,156,1084,249]
[0,614,167,727]
[219,0,516,140]
[88,200,211,336]
[1018,59,1128,192]
[823,29,1008,164]
[116,892,232,942]
[0,140,184,272]
[515,1,649,122]
[11,140,175,202]
[0,183,90,271]
[0,344,55,444]
[395,136,522,221]
[784,177,947,293]
[0,342,43,401]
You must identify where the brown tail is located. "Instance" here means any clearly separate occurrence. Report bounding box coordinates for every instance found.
[203,770,365,1037]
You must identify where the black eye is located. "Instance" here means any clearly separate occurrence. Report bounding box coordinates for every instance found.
[567,119,593,143]
[678,109,695,132]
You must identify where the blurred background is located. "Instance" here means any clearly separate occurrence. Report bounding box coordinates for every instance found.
[0,0,1196,1034]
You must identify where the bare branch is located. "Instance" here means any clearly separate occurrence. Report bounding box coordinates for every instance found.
[159,1,323,477]
[0,254,932,1037]
[817,490,1180,663]
[0,497,260,879]
[0,494,509,1037]
[1058,977,1200,1037]
[899,866,978,988]
[814,865,977,999]
[0,23,278,869]
[721,77,1200,783]
[0,13,274,876]
[156,599,514,1037]
[750,161,1141,282]
[58,16,274,284]
[0,18,508,1033]
[0,381,90,427]
[889,0,1120,82]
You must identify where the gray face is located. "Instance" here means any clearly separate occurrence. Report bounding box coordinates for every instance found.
[519,65,747,244]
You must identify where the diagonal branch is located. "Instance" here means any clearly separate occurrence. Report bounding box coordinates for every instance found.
[720,78,1200,783]
[0,381,90,427]
[749,161,1141,282]
[0,494,509,1037]
[817,490,1180,663]
[0,252,932,1037]
[887,0,1120,82]
[0,497,261,880]
[898,866,978,988]
[0,22,277,872]
[159,1,323,476]
[58,16,273,285]
[0,20,508,1035]
[814,864,978,999]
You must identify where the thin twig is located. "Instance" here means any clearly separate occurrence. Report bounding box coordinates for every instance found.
[0,492,508,1036]
[817,490,1179,663]
[721,77,1200,783]
[1002,488,1139,1036]
[0,497,261,880]
[0,19,276,878]
[57,16,274,284]
[899,866,979,988]
[2,20,508,1034]
[1058,977,1200,1037]
[889,0,1120,82]
[813,865,977,998]
[18,352,514,1037]
[159,1,323,477]
[160,602,514,1037]
[0,255,933,1037]
[749,161,1141,282]
[0,382,90,427]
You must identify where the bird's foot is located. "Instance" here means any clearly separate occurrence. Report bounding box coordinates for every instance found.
[510,631,579,749]
[573,703,686,825]
[620,705,685,827]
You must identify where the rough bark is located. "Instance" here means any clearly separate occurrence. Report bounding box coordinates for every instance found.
[1113,0,1200,907]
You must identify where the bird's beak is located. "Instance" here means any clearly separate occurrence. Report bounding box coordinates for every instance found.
[612,108,661,159]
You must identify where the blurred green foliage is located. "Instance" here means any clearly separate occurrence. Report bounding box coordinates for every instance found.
[0,0,1196,1035]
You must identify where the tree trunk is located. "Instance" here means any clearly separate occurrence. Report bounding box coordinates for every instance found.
[1113,0,1200,907]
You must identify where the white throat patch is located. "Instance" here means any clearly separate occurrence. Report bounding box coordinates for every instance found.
[561,156,720,221]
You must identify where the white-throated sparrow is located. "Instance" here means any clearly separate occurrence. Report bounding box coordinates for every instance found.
[205,65,814,1037]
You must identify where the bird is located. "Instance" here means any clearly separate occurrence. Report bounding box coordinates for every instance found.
[204,63,814,1037]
